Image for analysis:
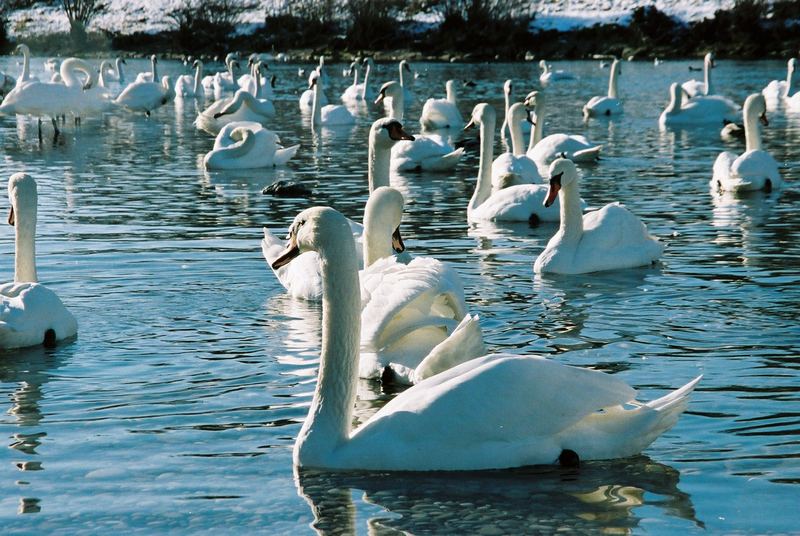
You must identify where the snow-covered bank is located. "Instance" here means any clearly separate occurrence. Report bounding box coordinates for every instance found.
[7,0,739,38]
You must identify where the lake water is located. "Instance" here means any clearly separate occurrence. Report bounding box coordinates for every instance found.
[0,56,798,534]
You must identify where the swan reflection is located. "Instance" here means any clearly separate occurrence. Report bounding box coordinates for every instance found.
[296,456,701,535]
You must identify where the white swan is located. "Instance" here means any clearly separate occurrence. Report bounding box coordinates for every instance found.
[175,59,203,99]
[534,158,664,274]
[341,57,374,103]
[583,58,623,117]
[203,121,299,169]
[712,93,781,193]
[539,59,573,83]
[659,82,738,127]
[465,103,564,224]
[114,74,172,116]
[682,52,714,97]
[194,66,275,136]
[762,58,796,109]
[398,59,414,104]
[299,67,329,111]
[201,53,237,94]
[104,57,126,85]
[375,81,464,172]
[419,79,464,131]
[261,117,414,300]
[491,102,541,190]
[271,205,700,471]
[134,55,158,83]
[357,187,485,384]
[500,79,531,140]
[212,57,240,100]
[13,44,38,87]
[309,71,355,127]
[524,91,602,172]
[0,173,77,350]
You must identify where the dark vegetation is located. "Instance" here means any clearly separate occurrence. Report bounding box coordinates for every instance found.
[2,0,799,60]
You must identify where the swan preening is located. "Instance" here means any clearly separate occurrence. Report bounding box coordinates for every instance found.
[419,79,464,131]
[1,173,77,349]
[534,158,664,274]
[583,58,622,117]
[712,93,782,193]
[203,121,299,169]
[659,82,738,127]
[271,205,699,471]
[375,81,464,172]
[491,102,541,189]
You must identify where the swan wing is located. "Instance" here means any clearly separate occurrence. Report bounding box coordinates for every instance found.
[321,104,355,125]
[727,150,782,191]
[391,136,463,172]
[272,144,300,166]
[579,203,664,268]
[420,98,463,130]
[0,282,77,349]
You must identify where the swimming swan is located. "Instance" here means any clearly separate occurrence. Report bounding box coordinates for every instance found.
[583,58,623,117]
[271,205,700,471]
[524,91,602,172]
[309,71,355,128]
[658,82,737,127]
[203,121,299,169]
[762,58,796,109]
[491,102,541,190]
[195,74,275,136]
[534,158,664,274]
[261,118,415,300]
[539,59,574,83]
[465,103,564,224]
[375,81,464,172]
[712,93,781,193]
[341,57,374,103]
[682,52,716,97]
[0,173,77,349]
[500,79,531,140]
[419,79,464,131]
[114,74,172,116]
[175,59,204,99]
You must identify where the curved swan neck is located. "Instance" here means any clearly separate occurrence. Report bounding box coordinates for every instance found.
[295,218,361,464]
[361,62,371,100]
[116,58,125,84]
[469,110,496,213]
[608,60,619,98]
[558,179,584,242]
[744,99,763,152]
[368,136,391,193]
[99,61,111,88]
[664,84,681,115]
[703,55,713,96]
[18,46,31,83]
[528,98,544,151]
[227,129,256,158]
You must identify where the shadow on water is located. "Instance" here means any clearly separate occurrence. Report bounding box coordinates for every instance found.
[295,456,702,535]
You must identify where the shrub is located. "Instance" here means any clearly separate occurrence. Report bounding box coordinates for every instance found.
[168,0,259,54]
[344,0,404,50]
[61,0,107,49]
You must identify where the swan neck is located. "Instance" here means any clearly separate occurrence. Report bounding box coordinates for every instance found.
[608,64,618,98]
[509,112,524,155]
[361,63,370,100]
[469,114,495,213]
[664,86,681,115]
[559,180,584,242]
[295,224,361,463]
[399,64,407,88]
[152,57,159,80]
[446,83,456,104]
[744,103,762,152]
[704,57,712,95]
[193,63,203,94]
[21,49,30,81]
[389,90,404,121]
[116,58,125,83]
[14,206,38,284]
[529,104,544,151]
[311,81,322,127]
[227,130,256,158]
[363,215,393,268]
[785,64,794,97]
[368,139,391,193]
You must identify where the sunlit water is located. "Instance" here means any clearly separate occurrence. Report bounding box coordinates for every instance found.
[0,56,798,534]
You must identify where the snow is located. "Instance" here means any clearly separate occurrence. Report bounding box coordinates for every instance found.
[6,0,740,38]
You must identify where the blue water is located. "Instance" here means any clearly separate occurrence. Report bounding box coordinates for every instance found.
[0,56,798,534]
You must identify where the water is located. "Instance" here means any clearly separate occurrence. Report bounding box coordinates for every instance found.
[0,56,798,534]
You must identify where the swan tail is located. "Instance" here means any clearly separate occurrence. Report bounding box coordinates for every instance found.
[572,145,602,161]
[421,147,464,171]
[273,144,300,166]
[412,314,486,382]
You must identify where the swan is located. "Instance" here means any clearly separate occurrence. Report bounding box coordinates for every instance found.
[134,55,159,83]
[261,117,414,300]
[491,102,541,190]
[534,158,664,274]
[682,52,714,97]
[114,74,172,116]
[201,53,237,93]
[175,59,203,99]
[762,58,796,109]
[203,121,299,169]
[309,71,355,128]
[299,67,329,111]
[357,187,485,384]
[419,79,464,131]
[375,81,464,172]
[271,205,700,471]
[524,91,602,172]
[0,173,77,350]
[539,59,573,83]
[712,93,781,193]
[105,57,126,85]
[341,57,374,103]
[212,57,240,100]
[500,79,531,140]
[238,58,274,100]
[13,44,38,87]
[465,103,565,224]
[194,66,275,135]
[398,60,415,104]
[659,82,738,127]
[583,58,623,117]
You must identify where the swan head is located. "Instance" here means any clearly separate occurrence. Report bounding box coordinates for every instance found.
[789,58,797,74]
[8,173,37,228]
[538,59,546,69]
[544,158,578,207]
[522,90,540,110]
[364,186,405,254]
[744,93,769,126]
[271,207,350,269]
[375,81,402,105]
[370,118,414,147]
[464,102,495,131]
[503,79,512,96]
[400,60,411,73]
[15,44,30,56]
[705,52,715,68]
[508,102,528,124]
[361,57,374,67]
